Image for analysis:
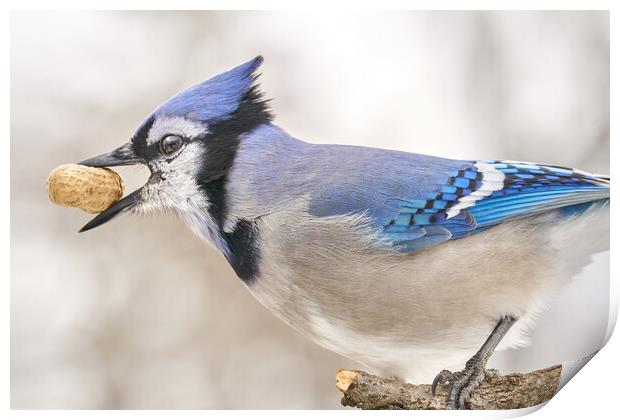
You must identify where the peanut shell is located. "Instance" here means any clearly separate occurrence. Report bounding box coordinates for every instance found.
[47,164,125,214]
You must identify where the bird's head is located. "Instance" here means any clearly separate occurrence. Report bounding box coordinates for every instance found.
[78,56,271,233]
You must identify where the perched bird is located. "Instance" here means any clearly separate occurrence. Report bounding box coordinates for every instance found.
[79,56,610,409]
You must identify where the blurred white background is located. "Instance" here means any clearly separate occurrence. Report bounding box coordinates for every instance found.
[10,11,609,409]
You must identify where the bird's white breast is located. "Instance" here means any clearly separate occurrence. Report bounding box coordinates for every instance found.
[245,200,609,383]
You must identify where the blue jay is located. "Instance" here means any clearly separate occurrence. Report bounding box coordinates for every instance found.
[79,57,610,409]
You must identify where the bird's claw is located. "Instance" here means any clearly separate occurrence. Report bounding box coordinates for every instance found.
[431,369,455,396]
[432,357,487,410]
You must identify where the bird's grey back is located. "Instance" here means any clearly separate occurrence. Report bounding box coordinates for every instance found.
[225,124,470,227]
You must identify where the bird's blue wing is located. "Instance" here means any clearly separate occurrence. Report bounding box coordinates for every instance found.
[383,160,610,253]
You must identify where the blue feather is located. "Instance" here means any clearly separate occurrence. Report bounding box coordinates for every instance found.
[378,160,609,253]
[393,226,452,253]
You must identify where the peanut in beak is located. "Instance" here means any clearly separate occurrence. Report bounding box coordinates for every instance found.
[46,164,125,214]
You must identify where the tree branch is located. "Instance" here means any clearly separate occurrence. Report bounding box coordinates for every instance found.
[336,365,562,410]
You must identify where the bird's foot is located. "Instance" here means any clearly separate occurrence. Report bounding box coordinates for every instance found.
[431,355,492,410]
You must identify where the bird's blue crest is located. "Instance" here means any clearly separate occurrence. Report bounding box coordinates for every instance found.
[153,56,264,124]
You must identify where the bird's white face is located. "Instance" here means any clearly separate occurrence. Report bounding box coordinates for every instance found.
[137,116,210,216]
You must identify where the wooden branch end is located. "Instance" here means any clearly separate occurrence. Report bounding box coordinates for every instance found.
[336,369,359,393]
[336,365,562,410]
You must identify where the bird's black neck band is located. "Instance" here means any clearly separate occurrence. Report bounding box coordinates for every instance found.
[196,87,272,284]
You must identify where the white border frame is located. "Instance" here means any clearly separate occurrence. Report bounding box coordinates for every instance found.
[3,1,616,418]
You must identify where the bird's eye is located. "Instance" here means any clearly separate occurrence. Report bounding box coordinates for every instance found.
[160,135,184,155]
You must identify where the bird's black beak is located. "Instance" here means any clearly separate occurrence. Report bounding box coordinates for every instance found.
[78,142,141,167]
[78,189,142,233]
[78,142,144,233]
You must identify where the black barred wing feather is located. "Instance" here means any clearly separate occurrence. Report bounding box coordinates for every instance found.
[383,160,609,253]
